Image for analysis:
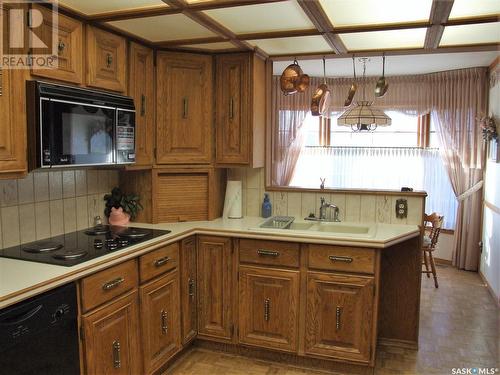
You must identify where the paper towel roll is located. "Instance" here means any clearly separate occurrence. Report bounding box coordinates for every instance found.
[223,180,242,219]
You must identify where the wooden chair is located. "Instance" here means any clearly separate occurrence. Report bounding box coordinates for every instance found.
[422,213,443,288]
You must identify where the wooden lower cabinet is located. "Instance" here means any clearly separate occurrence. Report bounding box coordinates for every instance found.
[197,236,233,341]
[82,290,141,375]
[238,266,299,352]
[140,270,181,374]
[305,272,375,363]
[180,236,197,344]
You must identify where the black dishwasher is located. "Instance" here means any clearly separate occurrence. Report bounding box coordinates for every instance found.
[0,283,80,375]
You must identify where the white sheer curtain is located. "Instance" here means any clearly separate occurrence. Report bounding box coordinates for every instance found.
[290,147,458,229]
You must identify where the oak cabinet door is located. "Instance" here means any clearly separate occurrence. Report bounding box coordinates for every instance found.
[215,53,250,165]
[82,291,141,375]
[197,236,233,341]
[86,26,127,92]
[129,42,154,166]
[239,266,299,352]
[30,4,83,84]
[156,52,213,164]
[305,272,375,363]
[180,236,197,344]
[140,271,181,374]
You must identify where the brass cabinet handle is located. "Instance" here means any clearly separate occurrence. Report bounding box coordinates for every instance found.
[106,53,113,68]
[102,277,124,291]
[57,40,65,53]
[154,256,170,267]
[257,249,279,257]
[229,97,234,120]
[140,94,146,116]
[112,340,121,368]
[188,278,195,299]
[161,310,168,334]
[336,306,342,330]
[182,97,188,119]
[264,298,270,321]
[328,255,353,263]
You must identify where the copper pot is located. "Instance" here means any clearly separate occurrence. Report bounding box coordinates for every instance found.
[311,83,330,116]
[280,60,303,96]
[295,74,310,93]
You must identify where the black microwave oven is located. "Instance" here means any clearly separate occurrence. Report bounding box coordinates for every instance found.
[27,81,136,169]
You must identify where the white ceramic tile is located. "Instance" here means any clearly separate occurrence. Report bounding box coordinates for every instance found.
[19,204,36,243]
[0,179,18,207]
[63,198,77,232]
[246,168,261,189]
[34,171,50,202]
[246,188,260,217]
[1,206,20,247]
[391,196,408,224]
[49,171,63,200]
[360,195,377,223]
[407,196,424,225]
[76,196,89,230]
[62,170,76,198]
[17,173,34,204]
[87,194,102,226]
[376,195,392,223]
[301,193,317,218]
[35,201,51,239]
[98,170,109,193]
[87,170,99,195]
[330,193,346,221]
[49,200,64,236]
[75,169,87,196]
[345,194,361,222]
[287,192,302,218]
[274,192,288,216]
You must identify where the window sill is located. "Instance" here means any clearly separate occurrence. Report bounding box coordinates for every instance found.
[266,185,428,197]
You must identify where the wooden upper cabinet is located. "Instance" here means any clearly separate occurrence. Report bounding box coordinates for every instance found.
[197,236,233,341]
[239,266,299,352]
[129,42,154,166]
[180,236,197,344]
[82,291,142,375]
[156,51,213,164]
[140,271,181,374]
[30,4,83,84]
[86,26,127,92]
[215,53,265,168]
[0,68,28,178]
[305,272,375,364]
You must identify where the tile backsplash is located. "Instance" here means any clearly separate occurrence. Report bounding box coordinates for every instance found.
[0,169,119,248]
[228,168,425,225]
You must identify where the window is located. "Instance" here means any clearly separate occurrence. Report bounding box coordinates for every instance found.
[290,111,457,229]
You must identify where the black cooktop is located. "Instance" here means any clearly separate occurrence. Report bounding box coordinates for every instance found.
[0,225,171,267]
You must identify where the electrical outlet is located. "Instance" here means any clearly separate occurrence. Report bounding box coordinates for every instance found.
[395,199,408,219]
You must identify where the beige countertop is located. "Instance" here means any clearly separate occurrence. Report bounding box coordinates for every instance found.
[0,216,420,309]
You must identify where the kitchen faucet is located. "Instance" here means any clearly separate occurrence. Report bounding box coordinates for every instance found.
[305,197,341,222]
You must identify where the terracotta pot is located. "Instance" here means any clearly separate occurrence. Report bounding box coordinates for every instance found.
[108,207,130,226]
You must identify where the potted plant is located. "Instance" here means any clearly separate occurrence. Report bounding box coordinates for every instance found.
[104,187,143,226]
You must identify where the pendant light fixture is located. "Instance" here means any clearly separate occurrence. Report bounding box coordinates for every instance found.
[337,57,391,132]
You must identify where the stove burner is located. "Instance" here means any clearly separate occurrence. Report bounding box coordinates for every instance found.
[115,227,150,239]
[23,241,63,253]
[85,225,110,235]
[52,250,89,260]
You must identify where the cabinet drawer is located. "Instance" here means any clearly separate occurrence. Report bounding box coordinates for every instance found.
[239,239,299,268]
[308,245,375,274]
[140,243,179,283]
[81,259,138,312]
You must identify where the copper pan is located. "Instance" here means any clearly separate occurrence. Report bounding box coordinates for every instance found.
[280,59,302,95]
[344,55,357,107]
[311,58,330,116]
[375,53,388,97]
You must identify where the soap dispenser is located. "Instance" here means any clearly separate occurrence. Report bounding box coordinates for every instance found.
[261,193,272,218]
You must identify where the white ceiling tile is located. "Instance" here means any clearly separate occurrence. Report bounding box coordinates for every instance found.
[108,14,217,42]
[449,0,500,19]
[339,28,427,51]
[248,35,332,55]
[319,0,433,27]
[59,0,167,15]
[203,0,314,34]
[440,22,500,46]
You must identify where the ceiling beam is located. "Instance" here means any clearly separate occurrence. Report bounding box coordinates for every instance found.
[186,0,288,12]
[296,0,347,54]
[154,36,228,48]
[424,0,454,49]
[90,6,181,22]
